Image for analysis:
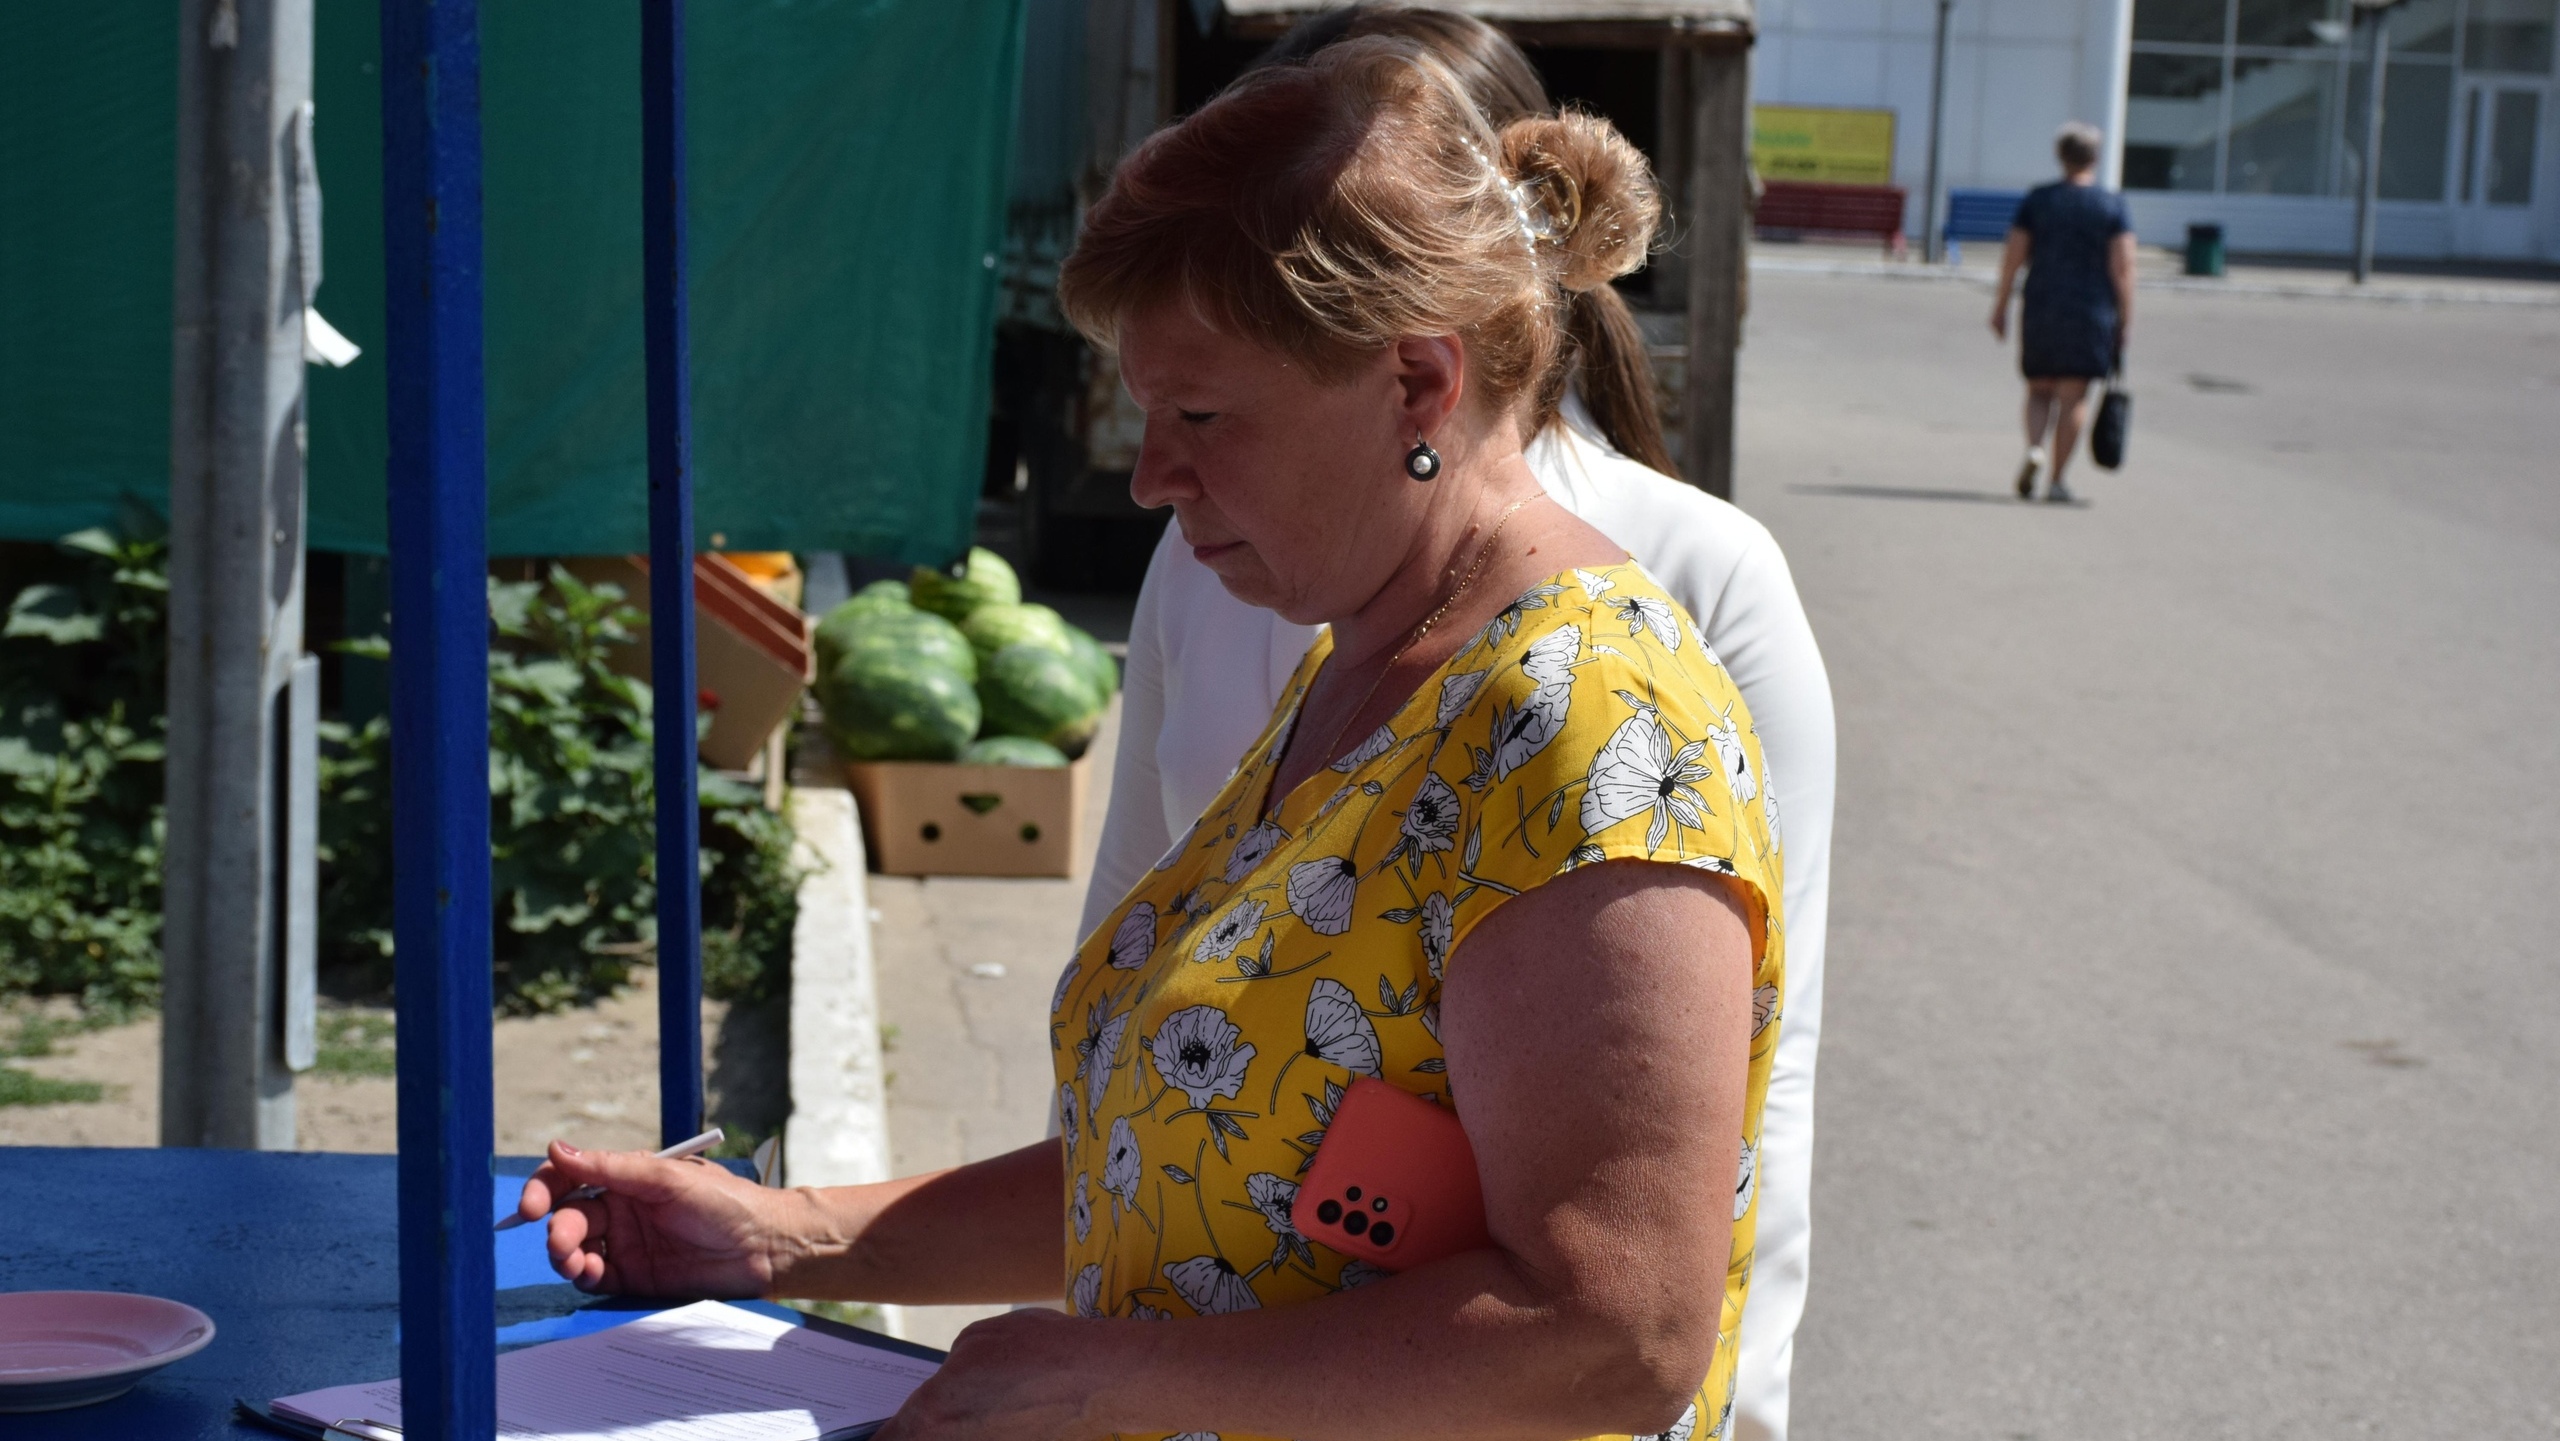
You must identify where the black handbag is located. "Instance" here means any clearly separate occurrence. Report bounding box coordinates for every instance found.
[2091,367,2131,471]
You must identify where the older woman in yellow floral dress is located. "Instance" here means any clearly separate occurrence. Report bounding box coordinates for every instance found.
[511,38,1782,1441]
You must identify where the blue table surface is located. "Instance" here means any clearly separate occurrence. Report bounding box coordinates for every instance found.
[0,1146,775,1439]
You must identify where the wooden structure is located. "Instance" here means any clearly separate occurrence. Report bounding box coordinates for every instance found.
[1074,0,1757,499]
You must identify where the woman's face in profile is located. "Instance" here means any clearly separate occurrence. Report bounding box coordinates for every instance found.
[1118,302,1423,626]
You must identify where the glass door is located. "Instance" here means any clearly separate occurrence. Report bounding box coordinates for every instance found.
[2448,0,2556,257]
[2451,79,2546,254]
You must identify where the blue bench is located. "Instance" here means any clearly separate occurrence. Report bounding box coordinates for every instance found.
[1942,188,2025,264]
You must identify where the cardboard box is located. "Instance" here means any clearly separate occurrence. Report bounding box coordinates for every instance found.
[565,554,814,772]
[846,758,1089,878]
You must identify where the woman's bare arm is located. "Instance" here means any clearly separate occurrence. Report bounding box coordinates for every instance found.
[517,1138,1066,1305]
[1990,227,2031,339]
[2111,229,2138,348]
[877,860,1758,1441]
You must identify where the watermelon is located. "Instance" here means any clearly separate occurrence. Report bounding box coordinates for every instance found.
[959,735,1070,768]
[961,601,1074,663]
[831,606,976,685]
[978,641,1105,758]
[814,580,918,669]
[817,647,981,761]
[909,546,1020,623]
[1063,625,1119,700]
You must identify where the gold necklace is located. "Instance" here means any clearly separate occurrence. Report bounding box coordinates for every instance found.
[1298,492,1543,784]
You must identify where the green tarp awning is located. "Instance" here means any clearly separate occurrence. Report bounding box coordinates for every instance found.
[1,0,1025,562]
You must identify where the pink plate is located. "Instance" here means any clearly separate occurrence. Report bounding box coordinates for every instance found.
[0,1291,216,1412]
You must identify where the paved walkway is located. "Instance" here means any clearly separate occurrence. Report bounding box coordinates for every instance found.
[1753,238,2560,307]
[1741,270,2560,1436]
[867,696,1122,1349]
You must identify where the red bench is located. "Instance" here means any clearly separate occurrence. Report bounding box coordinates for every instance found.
[1754,180,1909,258]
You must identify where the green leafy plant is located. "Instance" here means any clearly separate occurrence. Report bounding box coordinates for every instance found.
[0,509,170,1012]
[320,567,805,1014]
[2,520,803,1023]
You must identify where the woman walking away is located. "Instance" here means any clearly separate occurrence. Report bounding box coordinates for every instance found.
[1990,121,2134,504]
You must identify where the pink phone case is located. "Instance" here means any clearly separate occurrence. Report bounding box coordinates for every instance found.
[1291,1077,1491,1271]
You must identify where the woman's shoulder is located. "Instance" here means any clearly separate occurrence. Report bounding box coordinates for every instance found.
[1452,563,1753,761]
[1433,564,1779,939]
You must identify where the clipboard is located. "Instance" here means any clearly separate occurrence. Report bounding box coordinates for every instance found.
[238,1310,942,1441]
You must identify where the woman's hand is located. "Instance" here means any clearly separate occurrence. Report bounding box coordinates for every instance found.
[512,1141,797,1298]
[1988,299,2009,341]
[872,1310,1106,1441]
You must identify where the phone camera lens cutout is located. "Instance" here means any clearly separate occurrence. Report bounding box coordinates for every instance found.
[1342,1212,1369,1237]
[1316,1199,1342,1225]
[1345,1186,1361,1201]
[1370,1197,1389,1212]
[1369,1222,1395,1246]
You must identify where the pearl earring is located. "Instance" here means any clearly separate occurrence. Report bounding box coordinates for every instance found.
[1404,434,1441,481]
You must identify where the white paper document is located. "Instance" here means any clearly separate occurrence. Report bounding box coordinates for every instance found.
[273,1301,940,1441]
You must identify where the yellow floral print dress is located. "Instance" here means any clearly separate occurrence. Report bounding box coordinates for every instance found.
[1050,561,1785,1441]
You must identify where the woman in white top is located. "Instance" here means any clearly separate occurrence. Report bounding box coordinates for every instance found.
[1076,13,1838,1439]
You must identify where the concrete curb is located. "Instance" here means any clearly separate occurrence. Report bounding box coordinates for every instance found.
[783,784,904,1337]
[1749,254,2560,308]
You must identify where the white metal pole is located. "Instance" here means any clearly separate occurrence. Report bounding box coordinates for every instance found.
[1923,0,1954,264]
[2354,8,2391,284]
[164,0,318,1149]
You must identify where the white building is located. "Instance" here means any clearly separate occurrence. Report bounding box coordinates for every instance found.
[1750,0,2560,263]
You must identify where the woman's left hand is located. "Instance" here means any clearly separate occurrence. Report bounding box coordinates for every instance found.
[873,1309,1108,1441]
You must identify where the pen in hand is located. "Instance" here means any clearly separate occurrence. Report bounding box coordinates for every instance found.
[496,1126,725,1231]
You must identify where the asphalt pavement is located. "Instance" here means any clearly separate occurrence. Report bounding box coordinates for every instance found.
[1740,271,2560,1438]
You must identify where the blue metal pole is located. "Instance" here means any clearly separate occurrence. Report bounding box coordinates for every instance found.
[641,0,705,1147]
[380,0,495,1435]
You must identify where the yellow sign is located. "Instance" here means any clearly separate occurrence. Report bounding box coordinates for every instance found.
[1752,105,1897,185]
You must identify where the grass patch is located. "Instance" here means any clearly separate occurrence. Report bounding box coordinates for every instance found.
[0,1065,104,1106]
[314,1011,397,1078]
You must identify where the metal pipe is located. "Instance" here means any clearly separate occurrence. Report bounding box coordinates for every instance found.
[2354,7,2391,284]
[1923,0,1954,264]
[642,0,707,1146]
[162,0,311,1153]
[381,0,497,1430]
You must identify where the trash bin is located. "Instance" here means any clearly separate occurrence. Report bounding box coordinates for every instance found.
[2184,222,2226,277]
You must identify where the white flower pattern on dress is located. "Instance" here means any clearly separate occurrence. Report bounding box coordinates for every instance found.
[1582,711,1716,851]
[1193,898,1267,964]
[1707,711,1759,805]
[1614,594,1682,651]
[1071,1262,1102,1318]
[1329,723,1395,773]
[1149,1005,1257,1110]
[1103,1116,1141,1211]
[1301,978,1382,1078]
[1222,821,1287,883]
[1108,902,1157,970]
[1076,994,1131,1123]
[1733,1135,1758,1220]
[1434,669,1490,727]
[1574,567,1617,600]
[1244,1171,1315,1269]
[1419,891,1454,979]
[1638,1401,1701,1441]
[1520,623,1582,688]
[1393,773,1461,871]
[1165,1255,1260,1314]
[1484,681,1571,783]
[1050,959,1078,1015]
[1285,855,1360,936]
[1070,1172,1093,1243]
